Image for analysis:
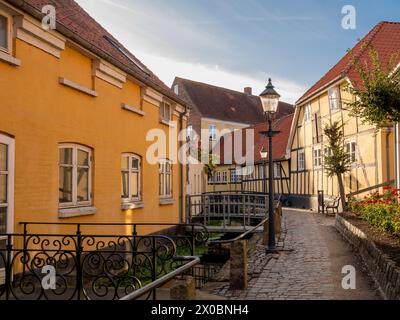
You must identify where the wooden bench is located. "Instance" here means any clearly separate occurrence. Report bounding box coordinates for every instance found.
[324,197,340,215]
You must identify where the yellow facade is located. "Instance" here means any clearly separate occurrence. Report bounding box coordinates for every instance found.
[289,80,395,209]
[0,2,186,236]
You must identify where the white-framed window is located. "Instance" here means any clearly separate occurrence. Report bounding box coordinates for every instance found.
[160,101,172,121]
[0,134,14,235]
[313,147,322,168]
[187,125,194,141]
[0,11,11,53]
[328,86,341,111]
[121,154,141,202]
[159,159,172,198]
[304,103,312,123]
[59,144,92,208]
[215,171,221,183]
[298,150,305,171]
[222,171,228,183]
[274,163,281,178]
[346,141,357,163]
[173,84,179,95]
[209,125,217,141]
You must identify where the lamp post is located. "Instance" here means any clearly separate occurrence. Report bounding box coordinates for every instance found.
[260,146,268,193]
[259,78,280,253]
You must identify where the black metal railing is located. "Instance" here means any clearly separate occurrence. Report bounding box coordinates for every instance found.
[187,192,270,228]
[0,223,210,300]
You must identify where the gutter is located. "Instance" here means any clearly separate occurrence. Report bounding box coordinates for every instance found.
[7,0,187,107]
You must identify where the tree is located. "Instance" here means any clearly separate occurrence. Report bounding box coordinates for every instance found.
[346,48,400,191]
[324,121,351,210]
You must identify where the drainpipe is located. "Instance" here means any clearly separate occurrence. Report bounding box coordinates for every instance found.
[396,123,400,190]
[179,108,188,224]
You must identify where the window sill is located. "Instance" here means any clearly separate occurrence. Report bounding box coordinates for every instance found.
[58,206,97,219]
[159,198,175,206]
[159,119,176,128]
[121,201,144,210]
[121,103,145,116]
[0,51,21,66]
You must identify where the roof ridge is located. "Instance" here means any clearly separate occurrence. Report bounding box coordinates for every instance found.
[175,77,260,98]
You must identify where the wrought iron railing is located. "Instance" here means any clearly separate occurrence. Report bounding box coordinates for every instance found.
[0,223,210,300]
[187,192,270,229]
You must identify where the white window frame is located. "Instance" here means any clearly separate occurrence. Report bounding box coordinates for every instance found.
[313,147,322,168]
[274,163,282,178]
[209,125,217,141]
[0,9,12,54]
[298,150,305,171]
[159,159,172,198]
[58,144,92,208]
[173,84,179,95]
[328,86,341,111]
[187,125,194,141]
[121,153,141,203]
[346,141,357,163]
[222,171,228,183]
[304,103,312,123]
[160,101,172,121]
[0,134,14,236]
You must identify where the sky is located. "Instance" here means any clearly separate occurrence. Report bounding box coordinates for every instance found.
[76,0,400,104]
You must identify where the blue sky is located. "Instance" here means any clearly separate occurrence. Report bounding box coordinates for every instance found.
[76,0,400,103]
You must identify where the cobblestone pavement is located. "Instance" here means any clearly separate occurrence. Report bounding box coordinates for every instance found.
[202,209,382,300]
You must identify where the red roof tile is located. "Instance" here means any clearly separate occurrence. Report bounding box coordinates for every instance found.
[297,21,400,104]
[216,113,294,165]
[10,0,183,104]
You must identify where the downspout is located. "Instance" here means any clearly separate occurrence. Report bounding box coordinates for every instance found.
[178,107,188,224]
[396,123,400,190]
[386,127,391,185]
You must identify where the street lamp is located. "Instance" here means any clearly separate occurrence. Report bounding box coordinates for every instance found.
[259,78,280,253]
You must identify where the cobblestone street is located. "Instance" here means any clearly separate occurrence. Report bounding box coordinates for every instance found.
[202,209,382,300]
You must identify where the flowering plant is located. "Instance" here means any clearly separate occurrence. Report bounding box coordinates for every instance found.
[348,186,400,238]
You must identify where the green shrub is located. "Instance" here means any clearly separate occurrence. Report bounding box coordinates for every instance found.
[350,186,400,238]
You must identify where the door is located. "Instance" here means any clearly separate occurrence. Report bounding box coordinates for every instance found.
[0,134,14,285]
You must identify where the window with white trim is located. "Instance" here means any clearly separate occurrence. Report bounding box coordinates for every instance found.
[304,104,312,123]
[160,102,172,121]
[173,84,179,95]
[187,125,194,141]
[121,154,141,202]
[222,171,228,183]
[298,150,305,171]
[159,159,172,198]
[0,11,11,53]
[328,86,341,111]
[346,141,357,163]
[209,125,217,141]
[59,144,92,208]
[274,163,281,178]
[313,148,322,168]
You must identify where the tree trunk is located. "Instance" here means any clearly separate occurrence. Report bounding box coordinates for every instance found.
[337,173,347,212]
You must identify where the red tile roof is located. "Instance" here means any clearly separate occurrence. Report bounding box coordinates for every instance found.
[9,0,184,105]
[216,113,294,165]
[297,21,400,104]
[173,77,294,124]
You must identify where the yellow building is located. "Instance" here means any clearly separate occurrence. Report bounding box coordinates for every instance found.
[287,21,399,210]
[0,0,187,239]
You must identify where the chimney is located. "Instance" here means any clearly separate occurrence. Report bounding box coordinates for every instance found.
[244,87,252,95]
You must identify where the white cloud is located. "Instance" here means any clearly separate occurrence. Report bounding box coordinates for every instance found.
[134,50,306,104]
